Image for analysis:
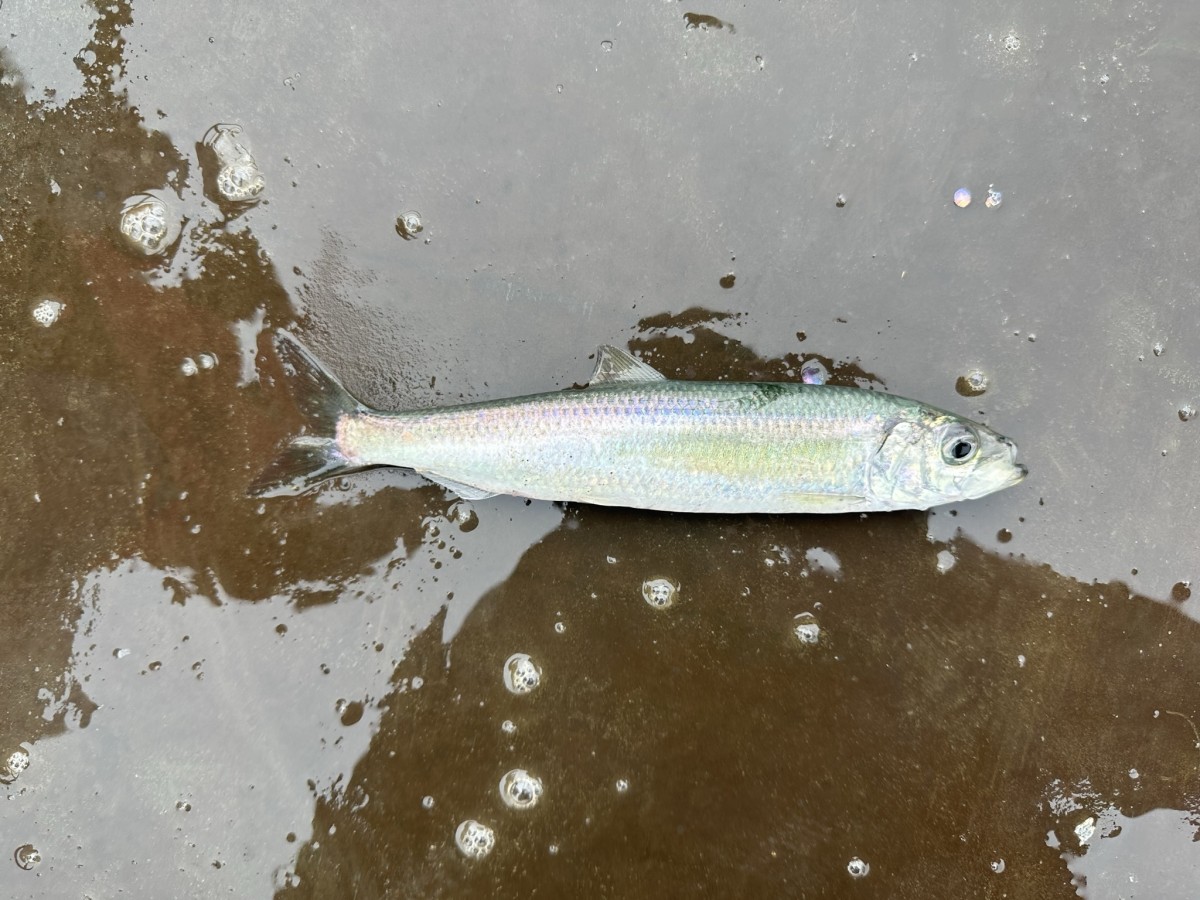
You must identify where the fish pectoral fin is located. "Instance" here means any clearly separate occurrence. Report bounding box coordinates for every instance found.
[418,471,498,501]
[587,345,667,385]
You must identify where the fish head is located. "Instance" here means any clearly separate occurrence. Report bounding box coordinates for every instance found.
[867,410,1027,510]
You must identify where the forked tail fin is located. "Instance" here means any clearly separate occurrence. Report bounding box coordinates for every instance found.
[249,332,368,497]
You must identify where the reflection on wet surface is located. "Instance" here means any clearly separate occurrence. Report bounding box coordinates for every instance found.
[2,0,1199,897]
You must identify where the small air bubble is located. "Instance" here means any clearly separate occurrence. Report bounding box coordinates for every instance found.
[793,612,821,645]
[955,369,989,397]
[601,40,613,52]
[990,858,1006,874]
[180,357,199,377]
[800,360,828,385]
[834,193,847,208]
[396,211,424,240]
[421,795,435,810]
[953,188,971,208]
[1178,405,1195,422]
[1152,342,1164,357]
[499,769,543,810]
[13,844,40,871]
[847,857,870,878]
[615,778,630,794]
[501,719,517,734]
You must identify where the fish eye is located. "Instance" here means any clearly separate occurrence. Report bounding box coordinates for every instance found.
[941,426,979,465]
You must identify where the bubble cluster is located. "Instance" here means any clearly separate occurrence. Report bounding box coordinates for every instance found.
[503,653,542,694]
[181,353,219,377]
[499,769,543,810]
[834,193,847,208]
[13,844,40,871]
[990,858,1006,874]
[119,192,180,254]
[0,748,30,785]
[955,369,988,397]
[455,819,495,860]
[395,211,424,240]
[793,612,821,645]
[31,298,64,327]
[204,124,265,204]
[953,188,971,208]
[985,187,1003,209]
[800,360,828,385]
[641,577,678,609]
[847,857,870,878]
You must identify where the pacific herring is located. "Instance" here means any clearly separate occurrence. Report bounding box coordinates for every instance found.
[252,333,1026,513]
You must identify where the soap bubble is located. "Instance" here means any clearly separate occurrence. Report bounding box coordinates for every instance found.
[455,820,495,860]
[641,577,678,609]
[0,748,30,785]
[31,298,64,327]
[503,653,542,694]
[120,192,180,255]
[203,124,265,204]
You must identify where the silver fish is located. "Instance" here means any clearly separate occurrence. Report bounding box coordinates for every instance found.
[252,333,1027,513]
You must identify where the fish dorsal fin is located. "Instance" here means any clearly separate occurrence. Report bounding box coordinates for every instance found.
[588,346,667,385]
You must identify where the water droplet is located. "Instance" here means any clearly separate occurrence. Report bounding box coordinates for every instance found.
[615,778,630,794]
[600,40,613,52]
[501,719,516,734]
[339,700,364,727]
[847,857,869,878]
[1017,654,1026,667]
[953,188,971,208]
[503,653,542,694]
[31,298,64,327]
[396,211,424,240]
[554,621,566,634]
[1179,405,1195,422]
[455,820,495,860]
[1128,768,1139,779]
[13,844,40,871]
[956,369,988,397]
[180,357,199,377]
[936,549,956,573]
[1153,342,1165,357]
[997,528,1013,544]
[499,769,543,810]
[793,612,821,645]
[985,187,1003,209]
[755,55,764,69]
[421,795,435,810]
[119,192,180,255]
[834,193,847,208]
[197,352,218,370]
[641,577,679,609]
[1171,581,1192,603]
[113,647,131,659]
[719,273,736,289]
[800,360,828,385]
[176,799,192,812]
[990,858,1006,874]
[0,749,31,785]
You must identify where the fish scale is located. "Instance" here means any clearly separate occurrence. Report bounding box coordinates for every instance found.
[253,334,1027,514]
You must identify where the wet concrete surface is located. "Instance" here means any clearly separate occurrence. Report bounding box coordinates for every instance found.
[2,0,1199,897]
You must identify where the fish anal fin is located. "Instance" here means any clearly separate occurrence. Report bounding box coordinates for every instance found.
[588,346,667,385]
[419,472,498,501]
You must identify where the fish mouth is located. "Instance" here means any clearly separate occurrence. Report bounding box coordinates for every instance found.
[1001,437,1027,486]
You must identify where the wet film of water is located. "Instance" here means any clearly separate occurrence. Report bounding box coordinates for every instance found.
[1,1,1199,898]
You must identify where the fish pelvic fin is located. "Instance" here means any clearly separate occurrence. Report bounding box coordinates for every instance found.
[249,331,368,497]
